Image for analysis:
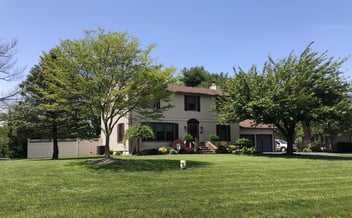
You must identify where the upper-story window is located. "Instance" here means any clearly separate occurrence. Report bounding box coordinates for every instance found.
[184,95,200,111]
[147,100,160,109]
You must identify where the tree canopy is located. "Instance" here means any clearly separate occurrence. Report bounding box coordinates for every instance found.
[125,125,154,153]
[57,29,175,159]
[178,66,229,88]
[216,43,351,153]
[17,48,99,159]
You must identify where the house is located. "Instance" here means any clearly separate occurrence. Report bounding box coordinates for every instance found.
[104,83,275,154]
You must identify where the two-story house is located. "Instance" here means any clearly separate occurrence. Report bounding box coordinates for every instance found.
[104,83,274,154]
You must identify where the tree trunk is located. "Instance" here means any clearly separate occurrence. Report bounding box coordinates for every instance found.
[52,119,59,159]
[277,121,296,155]
[302,121,311,148]
[137,138,141,153]
[104,132,111,160]
[286,127,296,155]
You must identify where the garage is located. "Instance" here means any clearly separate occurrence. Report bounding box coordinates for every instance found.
[239,120,275,152]
[239,134,273,152]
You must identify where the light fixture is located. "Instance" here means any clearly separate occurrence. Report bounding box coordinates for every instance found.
[200,126,204,134]
[184,126,187,131]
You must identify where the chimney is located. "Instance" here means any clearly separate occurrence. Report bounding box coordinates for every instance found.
[210,81,220,90]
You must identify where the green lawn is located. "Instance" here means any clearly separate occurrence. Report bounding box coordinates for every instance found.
[1,154,352,217]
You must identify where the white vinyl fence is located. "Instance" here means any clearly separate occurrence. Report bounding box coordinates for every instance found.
[27,138,102,159]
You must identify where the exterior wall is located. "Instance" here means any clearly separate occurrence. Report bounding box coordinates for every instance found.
[27,138,101,159]
[102,116,131,154]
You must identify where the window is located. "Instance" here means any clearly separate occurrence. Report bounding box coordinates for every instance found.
[143,122,179,141]
[184,95,200,111]
[216,124,231,141]
[154,101,161,109]
[147,100,160,109]
[117,123,125,143]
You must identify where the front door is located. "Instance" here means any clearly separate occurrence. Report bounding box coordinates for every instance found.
[187,119,199,140]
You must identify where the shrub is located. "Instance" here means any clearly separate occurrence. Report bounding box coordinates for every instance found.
[158,146,169,154]
[169,148,177,154]
[179,147,195,154]
[216,141,230,153]
[137,149,159,155]
[109,149,114,155]
[310,142,324,152]
[112,150,122,155]
[236,138,252,148]
[183,134,194,142]
[209,134,220,142]
[241,147,258,154]
[228,145,237,152]
[303,148,312,152]
[231,145,258,155]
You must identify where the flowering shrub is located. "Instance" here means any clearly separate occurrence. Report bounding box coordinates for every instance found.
[109,149,114,155]
[182,147,195,154]
[158,146,169,154]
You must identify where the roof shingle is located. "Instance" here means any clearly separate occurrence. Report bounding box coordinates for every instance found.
[239,119,274,129]
[168,84,225,96]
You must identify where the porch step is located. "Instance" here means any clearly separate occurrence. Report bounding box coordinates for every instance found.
[199,145,216,154]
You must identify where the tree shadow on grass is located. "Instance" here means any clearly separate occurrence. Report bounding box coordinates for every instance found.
[261,152,352,161]
[73,158,210,172]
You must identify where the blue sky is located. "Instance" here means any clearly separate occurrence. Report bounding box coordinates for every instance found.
[1,0,352,93]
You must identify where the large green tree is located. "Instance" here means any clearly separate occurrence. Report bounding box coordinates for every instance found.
[58,30,174,159]
[18,48,99,159]
[178,66,229,88]
[179,66,210,87]
[216,43,351,154]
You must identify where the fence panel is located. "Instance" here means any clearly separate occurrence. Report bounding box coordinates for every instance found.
[27,138,101,159]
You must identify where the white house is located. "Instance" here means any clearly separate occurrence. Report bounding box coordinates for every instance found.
[103,83,275,154]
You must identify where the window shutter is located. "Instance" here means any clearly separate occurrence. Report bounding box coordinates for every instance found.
[117,123,125,143]
[174,123,179,139]
[227,125,231,141]
[117,124,120,143]
[184,95,188,111]
[197,96,200,111]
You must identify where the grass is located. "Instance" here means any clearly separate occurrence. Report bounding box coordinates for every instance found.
[1,154,352,217]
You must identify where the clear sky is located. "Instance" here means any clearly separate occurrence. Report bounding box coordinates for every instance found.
[1,0,352,93]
